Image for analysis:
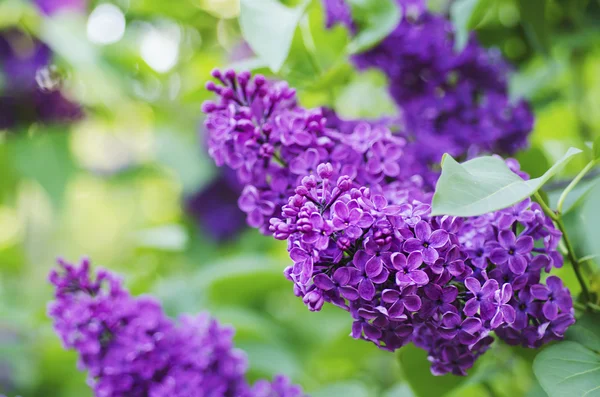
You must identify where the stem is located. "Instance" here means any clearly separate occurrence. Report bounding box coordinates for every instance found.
[557,160,598,214]
[482,381,498,397]
[556,217,591,302]
[533,191,591,303]
[533,192,558,222]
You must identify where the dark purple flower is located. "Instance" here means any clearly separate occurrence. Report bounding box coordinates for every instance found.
[314,267,360,304]
[421,284,458,317]
[463,277,498,317]
[439,312,482,345]
[490,283,516,328]
[353,248,390,301]
[490,230,534,275]
[391,251,428,286]
[530,276,573,320]
[497,199,535,229]
[511,288,541,330]
[381,285,421,317]
[403,221,449,263]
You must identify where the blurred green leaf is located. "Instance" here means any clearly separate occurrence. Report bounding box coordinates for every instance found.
[582,182,600,264]
[347,0,401,54]
[533,341,600,397]
[593,136,600,160]
[398,345,464,397]
[134,225,188,251]
[450,0,490,52]
[9,132,76,208]
[431,147,582,217]
[239,0,309,72]
[518,0,550,54]
[311,381,371,397]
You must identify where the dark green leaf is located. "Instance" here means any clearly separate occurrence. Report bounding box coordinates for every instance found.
[450,0,491,52]
[347,0,401,54]
[533,341,600,397]
[398,344,464,397]
[431,147,582,217]
[518,0,550,54]
[239,0,308,72]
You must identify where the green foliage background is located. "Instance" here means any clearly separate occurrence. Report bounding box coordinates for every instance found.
[0,0,599,396]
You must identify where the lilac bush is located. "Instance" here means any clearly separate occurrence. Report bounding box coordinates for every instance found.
[48,258,306,397]
[201,69,575,375]
[0,29,82,130]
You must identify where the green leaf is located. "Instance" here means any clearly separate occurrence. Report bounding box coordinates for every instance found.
[239,0,308,72]
[582,183,600,268]
[450,0,491,52]
[566,313,600,352]
[398,344,465,397]
[431,147,582,217]
[533,341,600,397]
[518,0,550,54]
[347,0,401,54]
[593,136,600,160]
[312,381,371,397]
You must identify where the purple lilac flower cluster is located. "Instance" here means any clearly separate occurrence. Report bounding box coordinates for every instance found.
[0,29,82,130]
[202,70,575,375]
[344,0,534,182]
[48,258,305,397]
[202,69,418,234]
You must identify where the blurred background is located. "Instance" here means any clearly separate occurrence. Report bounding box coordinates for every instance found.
[1,0,599,396]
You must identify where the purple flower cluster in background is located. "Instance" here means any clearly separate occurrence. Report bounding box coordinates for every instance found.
[48,258,306,397]
[201,70,574,375]
[326,0,533,184]
[0,29,82,130]
[186,168,247,242]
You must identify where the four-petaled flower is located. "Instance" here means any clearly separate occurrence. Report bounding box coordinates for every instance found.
[331,200,374,238]
[313,267,360,307]
[404,221,449,263]
[381,285,422,318]
[490,230,534,275]
[391,252,428,286]
[463,277,498,317]
[439,312,482,345]
[530,276,573,320]
[490,283,516,328]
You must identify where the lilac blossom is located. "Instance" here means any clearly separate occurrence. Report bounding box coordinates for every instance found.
[202,70,574,377]
[48,258,306,397]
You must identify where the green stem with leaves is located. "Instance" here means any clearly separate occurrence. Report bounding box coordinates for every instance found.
[533,191,591,303]
[557,159,598,214]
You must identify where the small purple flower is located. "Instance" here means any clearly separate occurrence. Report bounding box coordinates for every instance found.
[465,236,493,269]
[381,285,421,317]
[391,251,428,286]
[348,122,381,153]
[238,186,275,228]
[313,267,360,304]
[439,312,482,345]
[404,221,449,263]
[366,141,402,177]
[302,289,325,311]
[301,213,333,250]
[331,200,374,238]
[421,284,458,317]
[511,288,541,330]
[463,277,498,317]
[490,283,516,328]
[490,230,534,275]
[289,246,314,285]
[430,246,466,280]
[290,148,320,176]
[353,248,390,301]
[497,199,535,229]
[399,202,430,227]
[322,0,354,30]
[530,276,573,321]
